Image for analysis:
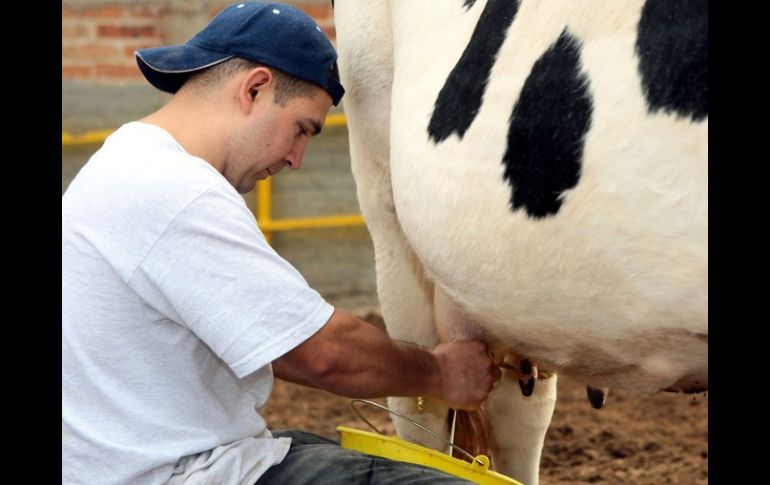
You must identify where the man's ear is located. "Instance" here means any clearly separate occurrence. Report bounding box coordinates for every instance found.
[239,67,274,114]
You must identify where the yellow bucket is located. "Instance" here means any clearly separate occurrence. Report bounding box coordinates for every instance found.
[337,400,523,485]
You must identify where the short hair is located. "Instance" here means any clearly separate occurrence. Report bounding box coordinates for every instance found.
[186,57,324,105]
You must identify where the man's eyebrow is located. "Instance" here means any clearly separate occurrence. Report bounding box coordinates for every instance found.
[306,118,323,136]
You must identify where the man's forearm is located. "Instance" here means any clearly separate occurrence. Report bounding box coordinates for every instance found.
[273,309,443,399]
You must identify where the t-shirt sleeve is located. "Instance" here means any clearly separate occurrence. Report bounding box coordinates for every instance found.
[128,189,334,378]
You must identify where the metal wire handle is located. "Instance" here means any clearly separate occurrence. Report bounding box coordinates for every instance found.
[349,399,484,465]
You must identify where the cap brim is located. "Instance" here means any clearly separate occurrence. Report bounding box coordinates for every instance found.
[135,44,233,93]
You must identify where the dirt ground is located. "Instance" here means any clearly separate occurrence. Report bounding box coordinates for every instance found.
[264,313,707,484]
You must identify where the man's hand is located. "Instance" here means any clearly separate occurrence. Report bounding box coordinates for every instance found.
[430,341,502,410]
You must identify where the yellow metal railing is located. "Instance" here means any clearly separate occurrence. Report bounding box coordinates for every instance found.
[61,128,118,146]
[62,113,366,243]
[256,175,365,244]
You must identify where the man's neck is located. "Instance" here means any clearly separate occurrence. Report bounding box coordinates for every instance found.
[139,95,227,173]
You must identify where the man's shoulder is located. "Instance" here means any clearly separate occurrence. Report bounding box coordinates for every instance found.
[71,123,234,208]
[104,122,224,186]
[63,122,248,248]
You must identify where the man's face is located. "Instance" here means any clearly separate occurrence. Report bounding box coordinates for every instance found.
[227,85,333,193]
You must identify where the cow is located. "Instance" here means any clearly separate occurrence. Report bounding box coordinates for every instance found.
[333,0,707,483]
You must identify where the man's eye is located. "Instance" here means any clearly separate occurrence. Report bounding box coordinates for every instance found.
[298,127,307,137]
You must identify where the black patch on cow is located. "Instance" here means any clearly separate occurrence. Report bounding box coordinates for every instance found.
[428,0,520,143]
[503,29,593,219]
[636,0,708,121]
[463,0,477,9]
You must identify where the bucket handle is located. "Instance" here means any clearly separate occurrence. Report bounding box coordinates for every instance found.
[349,399,486,466]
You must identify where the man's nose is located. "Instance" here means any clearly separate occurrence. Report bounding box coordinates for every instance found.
[285,158,301,170]
[286,145,307,170]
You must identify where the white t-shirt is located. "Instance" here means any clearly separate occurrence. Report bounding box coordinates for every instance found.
[62,122,335,484]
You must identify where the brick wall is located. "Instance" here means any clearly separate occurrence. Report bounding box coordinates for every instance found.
[62,1,336,84]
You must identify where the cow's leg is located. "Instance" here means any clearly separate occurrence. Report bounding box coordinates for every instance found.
[485,370,557,485]
[335,0,450,450]
[353,151,449,451]
[433,287,556,484]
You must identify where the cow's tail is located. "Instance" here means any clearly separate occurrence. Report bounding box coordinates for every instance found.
[450,407,493,464]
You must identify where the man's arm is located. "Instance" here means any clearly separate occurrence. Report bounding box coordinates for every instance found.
[272,308,501,410]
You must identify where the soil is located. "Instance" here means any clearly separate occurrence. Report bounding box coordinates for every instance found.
[263,313,708,484]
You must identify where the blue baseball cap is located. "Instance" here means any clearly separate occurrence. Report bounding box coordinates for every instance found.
[135,2,344,105]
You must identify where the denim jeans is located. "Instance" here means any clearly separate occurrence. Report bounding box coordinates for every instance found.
[255,429,473,484]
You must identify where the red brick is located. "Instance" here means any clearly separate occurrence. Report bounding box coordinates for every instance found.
[129,6,159,18]
[123,44,157,59]
[62,66,93,78]
[97,25,156,38]
[62,24,90,38]
[207,4,228,19]
[322,25,336,40]
[96,64,144,78]
[314,18,334,28]
[300,4,332,19]
[83,5,124,19]
[62,44,120,59]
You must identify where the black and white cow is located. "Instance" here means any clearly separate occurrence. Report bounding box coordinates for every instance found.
[334,1,707,482]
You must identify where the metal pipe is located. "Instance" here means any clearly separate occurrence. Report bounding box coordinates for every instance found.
[61,129,116,147]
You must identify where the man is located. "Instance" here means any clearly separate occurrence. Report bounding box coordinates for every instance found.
[62,2,501,484]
